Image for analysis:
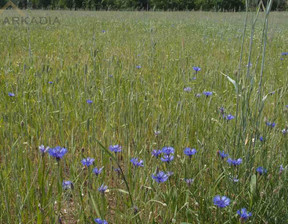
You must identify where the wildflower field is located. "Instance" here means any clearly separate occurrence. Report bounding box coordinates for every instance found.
[1,9,288,224]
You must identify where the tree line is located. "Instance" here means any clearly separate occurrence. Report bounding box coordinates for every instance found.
[1,0,287,11]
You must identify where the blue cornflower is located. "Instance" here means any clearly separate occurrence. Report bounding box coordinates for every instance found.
[109,145,122,153]
[154,130,161,136]
[152,171,169,183]
[130,158,144,167]
[98,184,108,193]
[114,168,121,173]
[280,165,284,174]
[62,181,73,190]
[184,178,194,186]
[151,149,162,158]
[232,177,239,182]
[81,157,95,167]
[219,107,225,114]
[133,205,139,214]
[161,155,174,163]
[94,218,108,224]
[227,158,242,166]
[286,105,288,108]
[102,30,106,33]
[237,208,252,221]
[184,148,197,158]
[213,195,230,208]
[265,121,275,128]
[203,91,213,96]
[39,145,49,154]
[192,66,201,72]
[87,100,93,104]
[281,52,288,56]
[217,150,228,159]
[195,93,201,97]
[136,65,141,69]
[256,166,267,175]
[161,146,175,155]
[48,146,67,161]
[93,167,104,176]
[225,114,235,121]
[8,92,15,97]
[184,87,192,92]
[259,136,264,141]
[282,129,287,134]
[48,81,53,84]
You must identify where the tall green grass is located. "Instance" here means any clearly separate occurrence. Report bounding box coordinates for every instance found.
[0,4,288,224]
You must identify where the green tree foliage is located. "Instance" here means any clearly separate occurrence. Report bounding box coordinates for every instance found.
[74,0,83,9]
[250,0,287,10]
[194,0,214,10]
[31,0,39,8]
[215,0,245,11]
[10,0,287,11]
[65,0,73,9]
[0,0,7,7]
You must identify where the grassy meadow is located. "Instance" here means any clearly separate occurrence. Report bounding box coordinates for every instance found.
[1,10,288,223]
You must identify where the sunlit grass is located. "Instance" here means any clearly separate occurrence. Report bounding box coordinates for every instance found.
[0,10,288,223]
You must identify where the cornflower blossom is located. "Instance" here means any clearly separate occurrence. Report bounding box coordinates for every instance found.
[152,171,169,183]
[94,218,108,224]
[161,146,175,155]
[184,178,194,186]
[184,87,192,92]
[213,196,230,208]
[184,148,197,158]
[152,149,162,158]
[98,184,108,193]
[237,208,252,222]
[227,158,242,166]
[81,157,95,167]
[192,66,201,72]
[203,91,213,96]
[62,181,73,190]
[48,146,67,161]
[109,145,122,153]
[279,165,284,174]
[93,167,104,176]
[217,150,228,159]
[130,158,144,167]
[256,167,267,175]
[224,114,235,121]
[265,122,276,128]
[161,154,174,163]
[39,145,49,154]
